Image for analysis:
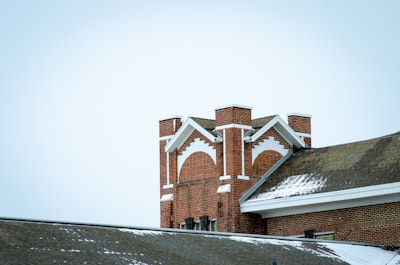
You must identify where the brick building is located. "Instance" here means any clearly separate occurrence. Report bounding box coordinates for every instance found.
[159,104,400,247]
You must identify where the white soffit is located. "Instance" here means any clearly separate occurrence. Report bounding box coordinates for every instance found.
[240,182,400,218]
[165,118,217,152]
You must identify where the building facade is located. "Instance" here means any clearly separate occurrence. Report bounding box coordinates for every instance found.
[159,104,309,233]
[159,104,400,247]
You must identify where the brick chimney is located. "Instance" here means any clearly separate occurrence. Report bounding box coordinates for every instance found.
[287,113,312,147]
[159,116,182,138]
[215,104,252,177]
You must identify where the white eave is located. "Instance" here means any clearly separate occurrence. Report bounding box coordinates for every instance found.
[246,116,305,148]
[240,182,400,218]
[165,117,220,152]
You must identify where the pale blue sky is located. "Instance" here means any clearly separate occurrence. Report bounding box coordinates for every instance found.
[1,1,399,227]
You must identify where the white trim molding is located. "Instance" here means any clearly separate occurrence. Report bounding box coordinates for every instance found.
[177,138,216,179]
[219,175,231,180]
[246,116,305,148]
[215,104,252,111]
[159,135,174,141]
[165,117,219,152]
[252,136,289,164]
[241,182,400,218]
[296,132,312,138]
[237,175,250,180]
[215,123,253,131]
[160,194,174,202]
[217,184,231,193]
[163,184,174,189]
[287,113,312,118]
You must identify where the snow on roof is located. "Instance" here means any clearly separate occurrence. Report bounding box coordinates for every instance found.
[228,235,400,265]
[250,173,327,200]
[2,218,400,264]
[119,228,164,236]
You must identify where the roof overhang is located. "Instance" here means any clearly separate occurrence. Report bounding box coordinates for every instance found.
[246,116,305,148]
[165,117,220,152]
[241,182,400,218]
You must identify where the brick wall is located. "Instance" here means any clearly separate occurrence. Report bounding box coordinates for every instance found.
[288,114,311,147]
[266,202,400,247]
[159,106,303,233]
[252,127,291,178]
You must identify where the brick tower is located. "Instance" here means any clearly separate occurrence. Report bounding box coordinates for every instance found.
[159,105,310,233]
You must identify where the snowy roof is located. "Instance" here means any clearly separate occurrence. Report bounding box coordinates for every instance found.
[244,131,400,201]
[1,218,399,265]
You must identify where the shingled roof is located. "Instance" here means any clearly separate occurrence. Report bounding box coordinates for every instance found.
[251,115,277,133]
[241,132,400,217]
[190,116,277,134]
[250,131,400,199]
[1,218,399,265]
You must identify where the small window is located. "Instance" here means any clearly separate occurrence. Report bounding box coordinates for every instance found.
[210,219,217,231]
[293,231,334,240]
[315,233,334,240]
[194,221,202,231]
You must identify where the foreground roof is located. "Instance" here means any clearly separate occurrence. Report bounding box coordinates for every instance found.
[241,132,400,217]
[1,218,399,265]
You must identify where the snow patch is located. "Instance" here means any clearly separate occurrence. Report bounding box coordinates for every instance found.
[119,228,163,236]
[320,243,400,265]
[252,173,327,200]
[228,235,400,265]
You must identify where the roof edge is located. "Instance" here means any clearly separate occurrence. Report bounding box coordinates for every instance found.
[241,182,400,218]
[165,117,219,152]
[250,115,305,148]
[239,150,294,203]
[0,217,382,248]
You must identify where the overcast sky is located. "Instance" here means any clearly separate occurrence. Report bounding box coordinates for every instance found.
[1,1,399,228]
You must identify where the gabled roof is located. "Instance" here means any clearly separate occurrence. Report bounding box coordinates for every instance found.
[246,115,305,148]
[241,132,400,218]
[165,114,306,152]
[1,218,399,264]
[165,117,220,152]
[251,115,277,132]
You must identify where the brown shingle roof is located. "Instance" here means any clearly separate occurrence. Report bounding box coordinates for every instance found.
[248,132,400,200]
[190,117,215,130]
[189,116,277,135]
[252,115,277,129]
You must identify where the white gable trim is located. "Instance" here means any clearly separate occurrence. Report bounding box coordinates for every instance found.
[247,116,305,148]
[165,118,218,152]
[159,135,174,141]
[252,136,289,164]
[177,138,216,180]
[241,182,400,218]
